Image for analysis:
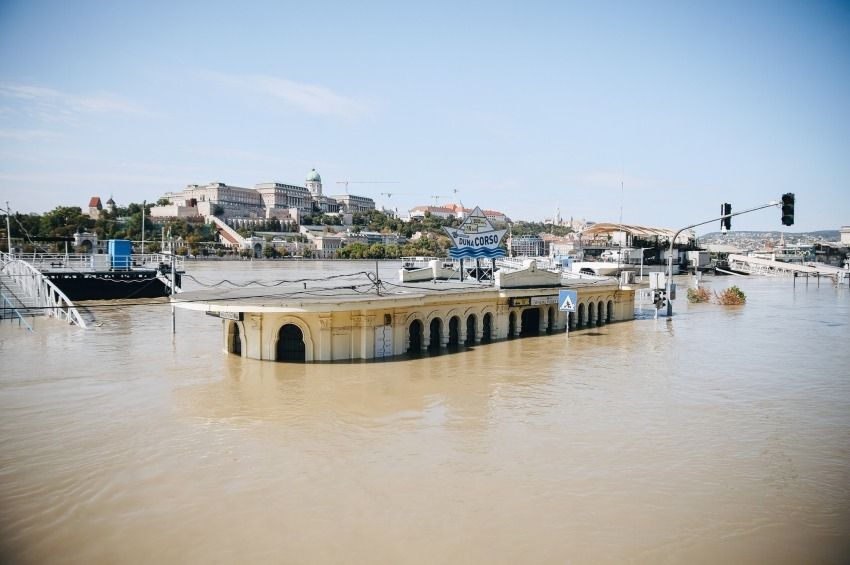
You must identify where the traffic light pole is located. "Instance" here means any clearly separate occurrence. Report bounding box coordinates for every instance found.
[665,200,781,316]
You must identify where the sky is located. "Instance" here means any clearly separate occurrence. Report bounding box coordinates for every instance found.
[1,0,848,233]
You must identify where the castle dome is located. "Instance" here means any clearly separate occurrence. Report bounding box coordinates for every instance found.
[306,169,321,182]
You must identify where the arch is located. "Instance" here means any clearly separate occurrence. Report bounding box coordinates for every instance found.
[227,320,243,356]
[508,311,517,338]
[253,243,262,258]
[448,316,461,348]
[577,303,586,327]
[547,306,556,333]
[607,300,614,322]
[597,300,605,325]
[79,239,93,254]
[568,311,575,330]
[408,319,423,354]
[520,308,540,337]
[428,318,443,352]
[588,302,596,327]
[465,314,476,346]
[482,312,493,343]
[276,323,305,362]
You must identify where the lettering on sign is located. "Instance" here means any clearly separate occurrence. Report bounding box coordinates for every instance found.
[205,310,243,321]
[509,296,557,307]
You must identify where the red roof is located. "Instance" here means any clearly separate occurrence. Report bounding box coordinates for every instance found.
[88,197,102,208]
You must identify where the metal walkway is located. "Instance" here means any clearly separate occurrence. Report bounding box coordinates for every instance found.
[728,254,849,283]
[0,251,87,329]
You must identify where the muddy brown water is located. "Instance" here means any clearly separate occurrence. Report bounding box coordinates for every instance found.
[1,261,848,564]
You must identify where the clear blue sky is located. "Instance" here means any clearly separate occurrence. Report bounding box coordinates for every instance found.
[1,0,848,233]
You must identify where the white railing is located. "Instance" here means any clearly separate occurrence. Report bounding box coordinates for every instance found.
[17,252,183,273]
[0,251,87,328]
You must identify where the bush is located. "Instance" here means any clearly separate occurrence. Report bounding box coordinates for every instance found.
[715,285,746,305]
[687,287,711,303]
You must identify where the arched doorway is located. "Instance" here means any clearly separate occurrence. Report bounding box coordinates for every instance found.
[547,306,556,333]
[277,324,305,362]
[448,316,460,348]
[482,313,493,343]
[607,300,614,322]
[253,243,262,258]
[230,322,242,356]
[520,308,540,336]
[568,311,575,330]
[465,315,476,346]
[408,319,423,354]
[508,311,517,338]
[577,303,586,327]
[428,318,442,352]
[597,301,605,325]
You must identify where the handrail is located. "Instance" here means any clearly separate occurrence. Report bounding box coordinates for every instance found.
[0,285,34,332]
[0,251,88,328]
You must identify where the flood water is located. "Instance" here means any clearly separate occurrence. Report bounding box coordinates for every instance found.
[1,261,849,564]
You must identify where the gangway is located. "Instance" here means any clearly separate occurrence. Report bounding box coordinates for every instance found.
[728,254,849,282]
[0,251,87,329]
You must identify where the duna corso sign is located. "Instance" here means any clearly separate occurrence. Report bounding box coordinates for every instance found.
[443,206,507,260]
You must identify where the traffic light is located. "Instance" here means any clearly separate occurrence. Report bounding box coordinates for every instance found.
[721,203,732,231]
[781,193,795,226]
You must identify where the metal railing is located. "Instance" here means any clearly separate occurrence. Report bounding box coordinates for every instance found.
[15,252,183,273]
[0,251,87,328]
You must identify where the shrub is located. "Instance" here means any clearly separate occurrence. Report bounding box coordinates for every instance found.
[687,287,712,303]
[715,285,746,305]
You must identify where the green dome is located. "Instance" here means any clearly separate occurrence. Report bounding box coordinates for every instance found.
[306,169,321,182]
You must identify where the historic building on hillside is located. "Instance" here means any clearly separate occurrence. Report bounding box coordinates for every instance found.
[151,169,375,221]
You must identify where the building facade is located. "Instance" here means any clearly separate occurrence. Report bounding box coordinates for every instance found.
[152,169,372,221]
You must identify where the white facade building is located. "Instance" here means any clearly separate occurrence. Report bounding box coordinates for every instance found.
[151,169,369,221]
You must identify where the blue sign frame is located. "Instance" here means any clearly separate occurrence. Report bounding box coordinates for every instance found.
[558,289,577,312]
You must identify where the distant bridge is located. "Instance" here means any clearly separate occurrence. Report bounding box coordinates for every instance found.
[728,254,849,282]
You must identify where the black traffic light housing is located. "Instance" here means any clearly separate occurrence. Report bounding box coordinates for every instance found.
[721,203,732,231]
[781,193,795,226]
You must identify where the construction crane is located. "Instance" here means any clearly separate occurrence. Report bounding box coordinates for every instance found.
[335,180,399,194]
[431,195,441,206]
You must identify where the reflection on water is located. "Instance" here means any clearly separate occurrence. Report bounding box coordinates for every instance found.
[1,263,849,564]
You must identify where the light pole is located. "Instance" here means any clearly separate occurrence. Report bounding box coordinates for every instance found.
[4,201,11,255]
[637,247,651,281]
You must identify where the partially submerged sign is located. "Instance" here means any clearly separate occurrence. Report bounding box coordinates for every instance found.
[444,206,507,260]
[558,289,577,312]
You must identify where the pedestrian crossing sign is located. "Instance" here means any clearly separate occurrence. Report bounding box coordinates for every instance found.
[558,289,577,312]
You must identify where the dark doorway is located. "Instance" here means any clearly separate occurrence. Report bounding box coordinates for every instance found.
[448,316,460,348]
[231,323,241,356]
[607,300,614,322]
[408,319,423,354]
[520,308,540,336]
[465,315,476,346]
[547,306,556,333]
[508,312,517,338]
[428,318,442,352]
[482,313,493,343]
[578,303,586,327]
[277,324,305,362]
